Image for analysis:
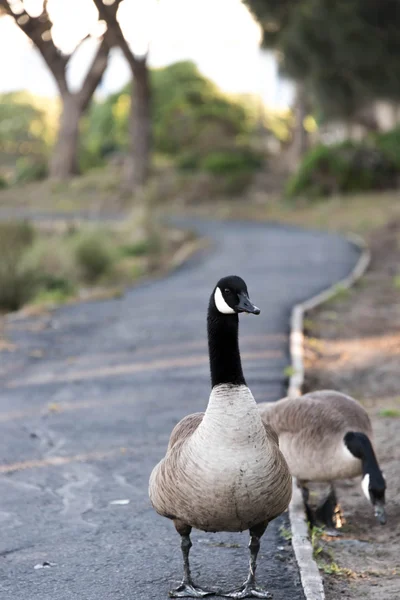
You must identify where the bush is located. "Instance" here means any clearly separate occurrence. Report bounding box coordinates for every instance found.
[22,238,77,298]
[374,126,400,169]
[286,141,399,199]
[201,149,263,175]
[74,232,114,282]
[14,157,48,184]
[0,175,7,189]
[176,151,201,171]
[0,222,37,311]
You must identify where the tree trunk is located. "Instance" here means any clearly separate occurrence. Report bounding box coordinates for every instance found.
[124,60,151,192]
[50,94,82,179]
[292,83,308,161]
[284,83,309,173]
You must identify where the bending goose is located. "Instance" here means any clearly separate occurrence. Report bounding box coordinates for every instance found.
[149,275,292,599]
[258,390,386,529]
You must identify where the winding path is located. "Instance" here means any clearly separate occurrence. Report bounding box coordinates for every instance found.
[0,219,359,600]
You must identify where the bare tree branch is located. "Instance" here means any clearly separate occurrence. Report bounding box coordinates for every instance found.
[92,0,145,74]
[78,35,111,111]
[0,0,69,96]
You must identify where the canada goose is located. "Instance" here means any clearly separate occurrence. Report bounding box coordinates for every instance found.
[258,390,386,529]
[149,276,292,598]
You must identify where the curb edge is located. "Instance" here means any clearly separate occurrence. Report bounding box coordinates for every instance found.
[287,232,371,600]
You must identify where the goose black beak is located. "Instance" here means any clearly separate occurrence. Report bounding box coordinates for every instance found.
[235,293,260,315]
[374,502,387,525]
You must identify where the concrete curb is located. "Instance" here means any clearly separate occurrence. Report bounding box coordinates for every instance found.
[287,232,371,600]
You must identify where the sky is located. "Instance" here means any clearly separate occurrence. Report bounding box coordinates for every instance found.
[0,0,294,108]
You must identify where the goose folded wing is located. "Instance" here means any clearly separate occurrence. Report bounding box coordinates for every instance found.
[167,412,205,451]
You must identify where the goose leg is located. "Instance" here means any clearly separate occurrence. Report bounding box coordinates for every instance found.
[315,484,343,534]
[223,522,272,599]
[169,520,213,598]
[299,481,316,527]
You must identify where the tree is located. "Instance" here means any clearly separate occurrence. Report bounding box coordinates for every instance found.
[93,0,151,192]
[245,0,400,124]
[280,0,400,123]
[0,0,119,179]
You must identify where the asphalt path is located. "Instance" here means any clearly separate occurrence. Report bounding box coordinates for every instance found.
[0,219,359,600]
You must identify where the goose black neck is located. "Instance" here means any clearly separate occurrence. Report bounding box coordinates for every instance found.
[207,302,246,388]
[344,431,383,480]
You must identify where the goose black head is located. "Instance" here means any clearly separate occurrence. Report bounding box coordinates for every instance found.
[212,275,260,316]
[344,431,387,525]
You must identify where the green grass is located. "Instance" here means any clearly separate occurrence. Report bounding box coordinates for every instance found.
[32,287,74,306]
[0,166,125,214]
[0,219,170,312]
[279,526,292,541]
[283,365,296,378]
[378,408,400,418]
[392,275,400,290]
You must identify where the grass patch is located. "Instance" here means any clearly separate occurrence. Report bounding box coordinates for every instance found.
[378,408,400,418]
[0,166,125,214]
[74,232,114,283]
[392,275,400,290]
[0,216,188,313]
[283,365,296,378]
[0,221,38,311]
[279,526,292,541]
[311,526,357,579]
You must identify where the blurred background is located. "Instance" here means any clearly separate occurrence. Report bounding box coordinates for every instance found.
[1,0,399,313]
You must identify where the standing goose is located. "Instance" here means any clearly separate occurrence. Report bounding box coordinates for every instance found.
[149,275,292,599]
[258,390,386,529]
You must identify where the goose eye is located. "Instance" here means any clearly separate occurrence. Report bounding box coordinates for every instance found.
[224,288,231,294]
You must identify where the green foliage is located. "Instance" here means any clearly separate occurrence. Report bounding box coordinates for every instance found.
[118,237,160,257]
[246,0,400,120]
[81,61,256,173]
[0,175,7,189]
[151,61,251,155]
[201,149,263,175]
[286,141,399,199]
[176,146,264,195]
[74,232,114,282]
[14,157,48,183]
[0,92,50,171]
[0,222,37,311]
[374,127,400,169]
[378,408,400,418]
[0,211,168,312]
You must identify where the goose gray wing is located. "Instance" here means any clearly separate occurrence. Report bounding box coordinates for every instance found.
[259,415,279,447]
[167,412,205,451]
[149,412,204,519]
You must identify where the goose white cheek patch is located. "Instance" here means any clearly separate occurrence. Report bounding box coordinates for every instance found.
[214,287,235,314]
[361,473,371,501]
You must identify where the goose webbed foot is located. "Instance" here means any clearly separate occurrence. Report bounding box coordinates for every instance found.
[222,580,272,599]
[169,582,213,598]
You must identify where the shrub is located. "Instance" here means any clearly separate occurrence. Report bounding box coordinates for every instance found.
[286,141,399,199]
[176,151,201,171]
[22,238,77,298]
[374,126,400,168]
[14,157,48,184]
[74,232,114,282]
[0,221,37,311]
[201,148,263,175]
[0,175,7,189]
[118,237,160,257]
